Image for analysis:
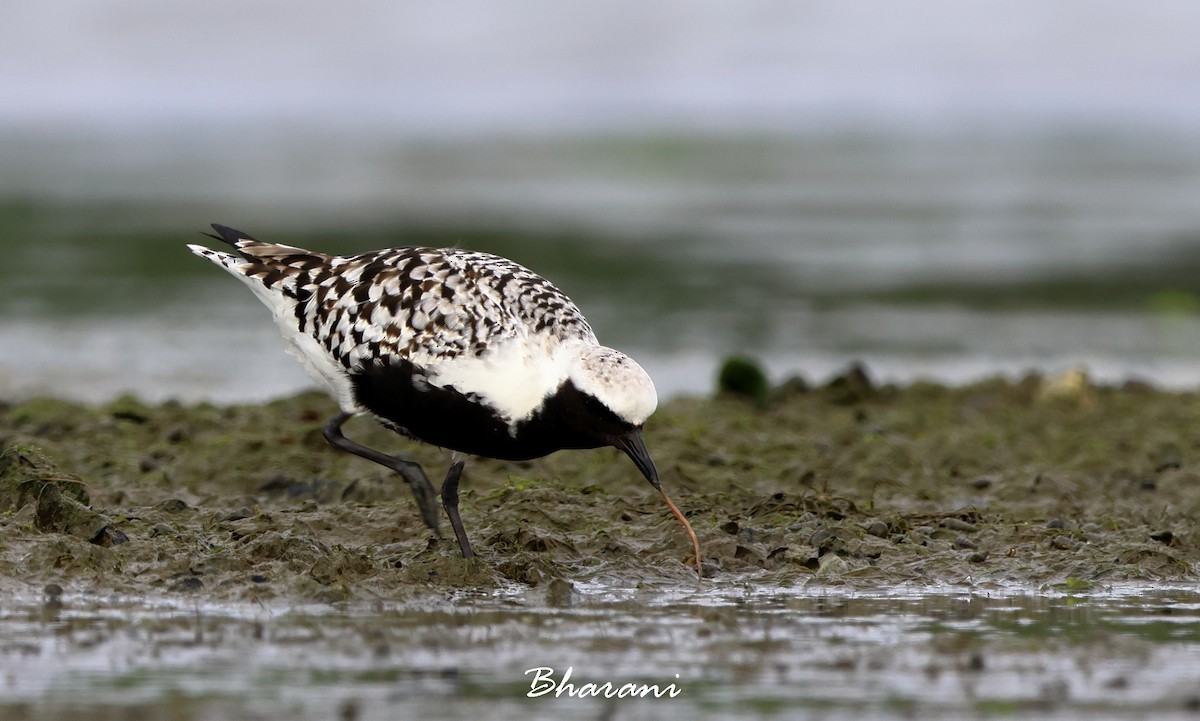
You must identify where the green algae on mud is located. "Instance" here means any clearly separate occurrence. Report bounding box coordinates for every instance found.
[2,370,1199,602]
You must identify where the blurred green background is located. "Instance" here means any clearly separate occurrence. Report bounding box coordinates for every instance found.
[3,2,1200,402]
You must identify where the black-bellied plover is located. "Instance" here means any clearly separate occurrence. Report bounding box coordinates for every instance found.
[189,225,701,573]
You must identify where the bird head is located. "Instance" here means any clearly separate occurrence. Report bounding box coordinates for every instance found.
[564,346,660,487]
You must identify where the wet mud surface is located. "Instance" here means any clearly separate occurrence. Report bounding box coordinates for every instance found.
[3,369,1200,718]
[4,369,1199,600]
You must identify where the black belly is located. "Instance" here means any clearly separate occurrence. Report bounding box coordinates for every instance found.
[349,358,601,461]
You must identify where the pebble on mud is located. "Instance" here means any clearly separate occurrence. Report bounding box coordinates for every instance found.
[158,498,189,513]
[734,545,766,565]
[940,518,978,533]
[816,553,850,576]
[1050,535,1077,551]
[1151,531,1175,546]
[220,506,256,522]
[809,528,836,549]
[171,576,204,592]
[864,521,889,538]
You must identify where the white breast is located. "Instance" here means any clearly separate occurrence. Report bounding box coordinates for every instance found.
[424,334,578,430]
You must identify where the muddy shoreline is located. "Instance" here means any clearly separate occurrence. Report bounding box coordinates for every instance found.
[2,368,1198,604]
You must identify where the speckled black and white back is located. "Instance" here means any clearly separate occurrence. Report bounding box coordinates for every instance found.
[187,232,645,439]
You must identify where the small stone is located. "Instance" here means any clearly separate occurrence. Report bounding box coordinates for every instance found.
[43,583,63,598]
[720,520,740,536]
[968,551,989,564]
[92,526,129,547]
[220,507,255,522]
[971,477,993,490]
[1050,535,1075,550]
[940,518,978,533]
[1150,531,1174,546]
[809,529,835,548]
[150,523,176,538]
[171,576,203,592]
[865,521,889,538]
[1140,480,1157,491]
[816,554,850,576]
[1046,518,1064,529]
[953,536,977,550]
[734,545,764,562]
[158,498,189,513]
[906,526,934,546]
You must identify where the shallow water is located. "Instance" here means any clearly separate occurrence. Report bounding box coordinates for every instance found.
[4,581,1200,720]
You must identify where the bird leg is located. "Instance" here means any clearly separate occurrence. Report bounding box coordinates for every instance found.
[321,412,441,535]
[440,460,474,558]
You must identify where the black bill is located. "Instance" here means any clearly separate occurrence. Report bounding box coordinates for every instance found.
[612,429,660,490]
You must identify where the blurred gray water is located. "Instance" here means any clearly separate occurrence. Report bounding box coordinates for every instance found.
[6,583,1200,721]
[3,1,1200,402]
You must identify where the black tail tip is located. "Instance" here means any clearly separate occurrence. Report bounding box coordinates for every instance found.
[205,224,257,246]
